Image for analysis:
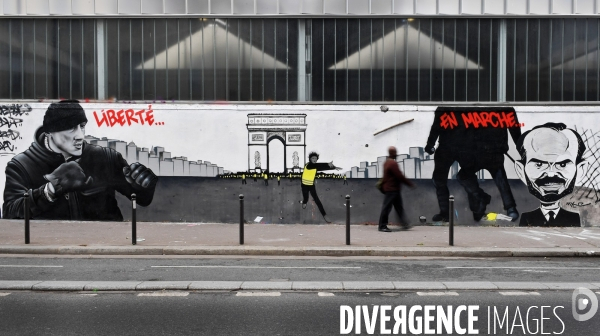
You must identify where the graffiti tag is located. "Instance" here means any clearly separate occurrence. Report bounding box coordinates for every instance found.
[439,111,523,129]
[0,104,31,116]
[566,201,591,208]
[93,105,157,127]
[462,111,521,129]
[0,117,23,128]
[440,112,459,129]
[0,130,20,140]
[0,141,16,151]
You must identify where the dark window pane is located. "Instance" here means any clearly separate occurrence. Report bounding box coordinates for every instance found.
[550,19,564,101]
[83,20,96,100]
[538,19,551,102]
[347,19,359,102]
[130,20,144,100]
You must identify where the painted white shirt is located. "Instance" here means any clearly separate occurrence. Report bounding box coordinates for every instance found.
[540,204,561,221]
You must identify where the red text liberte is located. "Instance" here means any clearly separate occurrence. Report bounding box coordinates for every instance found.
[93,106,155,127]
[440,111,521,129]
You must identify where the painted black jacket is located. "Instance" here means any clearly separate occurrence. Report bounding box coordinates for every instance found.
[2,128,155,220]
[425,106,522,154]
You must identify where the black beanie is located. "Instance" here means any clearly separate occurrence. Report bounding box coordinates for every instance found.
[43,100,88,133]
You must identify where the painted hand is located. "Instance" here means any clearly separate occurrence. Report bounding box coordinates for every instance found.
[123,162,158,189]
[425,146,435,155]
[44,161,93,196]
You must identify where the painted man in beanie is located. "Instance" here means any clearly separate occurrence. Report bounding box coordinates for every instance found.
[378,146,414,232]
[2,100,157,220]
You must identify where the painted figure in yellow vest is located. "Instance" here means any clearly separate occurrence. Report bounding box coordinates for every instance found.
[301,152,342,223]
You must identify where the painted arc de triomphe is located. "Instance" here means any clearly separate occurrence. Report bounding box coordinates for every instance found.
[246,113,307,173]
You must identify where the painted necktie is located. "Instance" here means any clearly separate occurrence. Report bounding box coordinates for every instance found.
[548,211,555,224]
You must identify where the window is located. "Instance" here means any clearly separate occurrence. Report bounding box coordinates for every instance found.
[0,18,599,102]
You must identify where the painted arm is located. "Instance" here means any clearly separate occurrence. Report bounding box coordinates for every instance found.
[425,111,442,154]
[310,162,341,172]
[112,151,157,207]
[2,161,54,219]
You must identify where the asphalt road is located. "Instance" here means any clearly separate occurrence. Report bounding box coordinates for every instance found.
[0,291,597,335]
[1,256,600,282]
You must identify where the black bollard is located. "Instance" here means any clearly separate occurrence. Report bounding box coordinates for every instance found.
[449,195,454,246]
[239,194,244,245]
[131,193,137,245]
[24,192,30,244]
[346,195,351,245]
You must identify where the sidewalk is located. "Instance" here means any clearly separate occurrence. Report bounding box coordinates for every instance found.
[1,220,599,257]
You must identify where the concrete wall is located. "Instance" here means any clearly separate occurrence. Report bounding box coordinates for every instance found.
[116,177,551,225]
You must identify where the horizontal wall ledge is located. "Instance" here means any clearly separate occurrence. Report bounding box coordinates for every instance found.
[2,100,600,107]
[2,14,600,18]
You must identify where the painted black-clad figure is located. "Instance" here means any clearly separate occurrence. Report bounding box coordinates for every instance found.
[425,107,521,222]
[3,100,157,221]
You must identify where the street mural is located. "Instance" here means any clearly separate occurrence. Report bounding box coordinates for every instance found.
[514,123,587,227]
[2,101,157,221]
[425,107,521,223]
[300,152,343,223]
[1,101,599,226]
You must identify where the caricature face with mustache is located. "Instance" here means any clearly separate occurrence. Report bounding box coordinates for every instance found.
[515,127,586,203]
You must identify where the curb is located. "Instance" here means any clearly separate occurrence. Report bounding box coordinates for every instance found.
[0,245,598,257]
[1,281,598,292]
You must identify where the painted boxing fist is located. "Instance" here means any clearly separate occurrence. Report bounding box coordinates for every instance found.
[123,163,158,189]
[425,145,436,155]
[44,161,93,196]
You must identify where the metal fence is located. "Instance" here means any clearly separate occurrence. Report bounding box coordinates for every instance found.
[0,19,97,100]
[307,18,499,102]
[0,18,598,102]
[507,18,600,102]
[105,18,298,101]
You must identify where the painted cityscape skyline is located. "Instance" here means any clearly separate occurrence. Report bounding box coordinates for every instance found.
[85,135,228,177]
[345,146,467,180]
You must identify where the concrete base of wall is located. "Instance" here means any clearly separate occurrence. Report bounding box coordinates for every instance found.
[114,177,577,225]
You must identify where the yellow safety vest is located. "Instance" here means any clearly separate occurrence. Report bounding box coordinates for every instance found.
[301,164,317,185]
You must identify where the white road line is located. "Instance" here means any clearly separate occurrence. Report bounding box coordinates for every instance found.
[138,292,189,297]
[0,293,11,297]
[499,292,541,296]
[417,292,459,296]
[0,265,63,268]
[236,292,281,297]
[446,267,600,270]
[151,266,360,269]
[80,294,98,297]
[318,292,335,297]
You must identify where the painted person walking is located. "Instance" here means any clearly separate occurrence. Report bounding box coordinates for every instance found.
[301,152,342,223]
[378,146,415,232]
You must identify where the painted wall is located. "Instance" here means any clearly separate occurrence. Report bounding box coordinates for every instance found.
[1,103,599,226]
